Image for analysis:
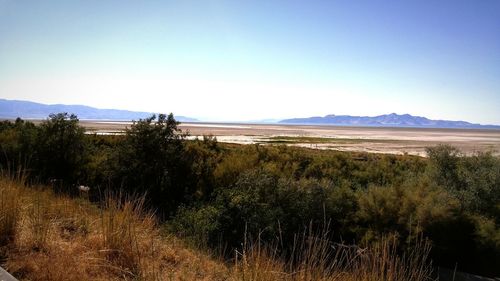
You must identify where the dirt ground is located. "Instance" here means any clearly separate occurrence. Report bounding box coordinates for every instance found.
[81,121,500,157]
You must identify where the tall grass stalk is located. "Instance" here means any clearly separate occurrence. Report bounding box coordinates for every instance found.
[100,191,156,278]
[27,192,51,250]
[234,230,434,281]
[0,178,21,247]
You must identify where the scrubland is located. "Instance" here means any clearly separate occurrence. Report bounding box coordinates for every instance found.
[0,114,499,279]
[0,176,433,281]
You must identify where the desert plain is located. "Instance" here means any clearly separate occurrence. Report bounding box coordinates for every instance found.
[80,121,500,157]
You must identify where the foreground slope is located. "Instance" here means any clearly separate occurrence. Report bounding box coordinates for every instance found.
[0,177,228,280]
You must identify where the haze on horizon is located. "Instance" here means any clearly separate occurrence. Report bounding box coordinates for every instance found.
[0,0,499,124]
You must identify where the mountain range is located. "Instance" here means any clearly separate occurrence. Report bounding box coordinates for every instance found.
[1,99,498,129]
[280,113,500,129]
[0,99,198,122]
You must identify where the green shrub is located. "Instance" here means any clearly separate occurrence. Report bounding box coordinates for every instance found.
[36,113,90,191]
[106,114,191,216]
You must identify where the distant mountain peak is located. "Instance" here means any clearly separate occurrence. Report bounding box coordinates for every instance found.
[280,113,499,129]
[0,98,198,122]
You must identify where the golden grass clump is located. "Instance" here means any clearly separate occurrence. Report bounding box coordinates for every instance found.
[26,192,52,250]
[100,192,157,278]
[0,178,21,247]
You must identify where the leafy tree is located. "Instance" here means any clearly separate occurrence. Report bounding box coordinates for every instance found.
[0,118,38,173]
[108,113,190,215]
[35,113,89,191]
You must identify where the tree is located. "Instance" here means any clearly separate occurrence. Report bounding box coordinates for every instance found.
[36,113,88,192]
[109,113,190,215]
[0,118,38,174]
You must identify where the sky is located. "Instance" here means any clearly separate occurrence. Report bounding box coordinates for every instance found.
[0,0,499,124]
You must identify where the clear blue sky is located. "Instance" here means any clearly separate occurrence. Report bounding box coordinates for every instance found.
[1,0,499,123]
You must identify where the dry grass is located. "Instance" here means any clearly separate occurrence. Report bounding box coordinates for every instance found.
[1,178,229,280]
[100,192,152,277]
[231,230,434,281]
[0,177,21,248]
[0,177,434,281]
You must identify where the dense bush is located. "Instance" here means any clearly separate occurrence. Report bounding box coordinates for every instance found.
[35,113,90,191]
[425,145,500,275]
[171,141,500,277]
[104,114,192,215]
[0,118,38,173]
[0,114,89,192]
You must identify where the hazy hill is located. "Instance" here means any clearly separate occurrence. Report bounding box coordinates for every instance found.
[0,99,198,122]
[280,113,500,129]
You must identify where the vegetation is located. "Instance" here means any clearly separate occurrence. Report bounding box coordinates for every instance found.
[0,177,229,280]
[0,113,499,278]
[0,176,433,280]
[105,113,191,215]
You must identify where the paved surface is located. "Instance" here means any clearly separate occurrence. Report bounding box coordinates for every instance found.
[437,267,499,281]
[0,267,16,281]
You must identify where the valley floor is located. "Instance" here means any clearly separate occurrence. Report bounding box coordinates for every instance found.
[81,121,500,157]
